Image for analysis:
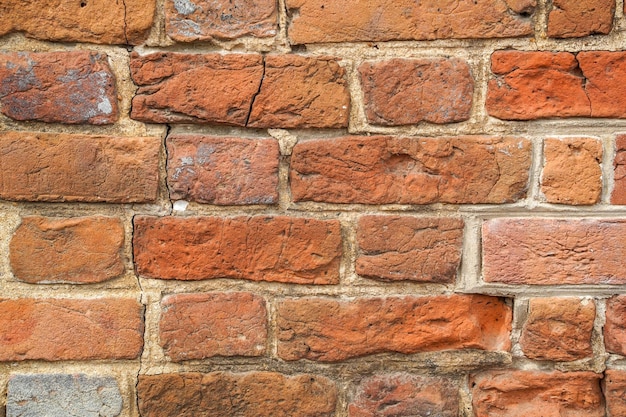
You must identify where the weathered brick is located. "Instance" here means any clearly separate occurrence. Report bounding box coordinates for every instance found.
[483,219,626,285]
[130,52,263,125]
[9,216,124,284]
[348,374,458,417]
[604,296,626,356]
[290,136,530,204]
[0,51,117,124]
[286,0,535,44]
[165,0,277,41]
[160,292,267,361]
[488,51,626,120]
[359,58,473,126]
[138,372,337,417]
[0,0,155,44]
[541,137,602,205]
[613,135,626,204]
[7,374,122,417]
[131,53,349,128]
[471,370,604,417]
[246,55,349,128]
[0,298,143,361]
[605,370,626,417]
[519,298,594,361]
[133,216,342,284]
[356,216,463,283]
[0,131,159,203]
[548,0,614,38]
[277,295,511,362]
[167,135,279,205]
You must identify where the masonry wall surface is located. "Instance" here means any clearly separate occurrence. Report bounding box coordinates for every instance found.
[2,0,626,416]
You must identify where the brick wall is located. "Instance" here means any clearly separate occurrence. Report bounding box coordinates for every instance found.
[2,0,626,416]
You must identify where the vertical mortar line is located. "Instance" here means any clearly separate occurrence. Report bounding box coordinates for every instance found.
[536,0,550,39]
[456,215,482,294]
[458,373,474,417]
[340,212,359,288]
[335,378,350,417]
[266,292,279,363]
[602,133,616,205]
[342,57,367,135]
[471,47,491,130]
[276,137,293,212]
[276,0,292,51]
[616,0,624,20]
[511,297,530,358]
[593,297,609,372]
[527,136,545,207]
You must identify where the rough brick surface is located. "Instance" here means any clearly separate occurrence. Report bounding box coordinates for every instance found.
[519,298,595,361]
[359,58,473,126]
[137,372,337,417]
[131,53,348,128]
[277,295,511,362]
[356,216,463,283]
[0,51,117,124]
[0,0,155,44]
[246,55,350,128]
[7,374,122,417]
[613,135,626,204]
[605,370,626,417]
[471,370,604,417]
[348,374,458,417]
[548,0,614,38]
[286,0,535,44]
[487,51,626,120]
[541,137,602,205]
[9,216,124,284]
[483,219,626,284]
[160,292,267,361]
[0,131,159,203]
[167,135,279,205]
[604,296,626,355]
[134,216,342,284]
[290,136,530,204]
[130,52,263,125]
[0,298,143,361]
[165,0,277,41]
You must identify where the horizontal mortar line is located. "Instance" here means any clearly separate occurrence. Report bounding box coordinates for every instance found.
[460,284,626,298]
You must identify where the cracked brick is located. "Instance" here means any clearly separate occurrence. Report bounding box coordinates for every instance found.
[483,219,626,284]
[0,51,118,124]
[0,0,155,44]
[286,0,535,44]
[289,136,531,204]
[276,295,511,362]
[133,216,342,284]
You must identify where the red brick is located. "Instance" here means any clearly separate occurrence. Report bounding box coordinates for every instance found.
[0,0,155,45]
[246,55,349,128]
[138,372,337,417]
[160,292,267,361]
[613,135,626,204]
[131,53,349,128]
[348,374,458,417]
[356,216,463,283]
[133,216,342,284]
[605,370,626,417]
[0,298,143,361]
[0,131,159,203]
[359,58,473,126]
[286,0,535,44]
[9,216,124,284]
[165,0,277,41]
[167,135,279,205]
[548,0,614,38]
[0,51,117,124]
[471,370,604,417]
[519,298,594,361]
[277,295,511,362]
[604,296,626,355]
[541,137,602,205]
[130,52,263,125]
[290,136,530,204]
[483,219,626,285]
[488,51,626,120]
